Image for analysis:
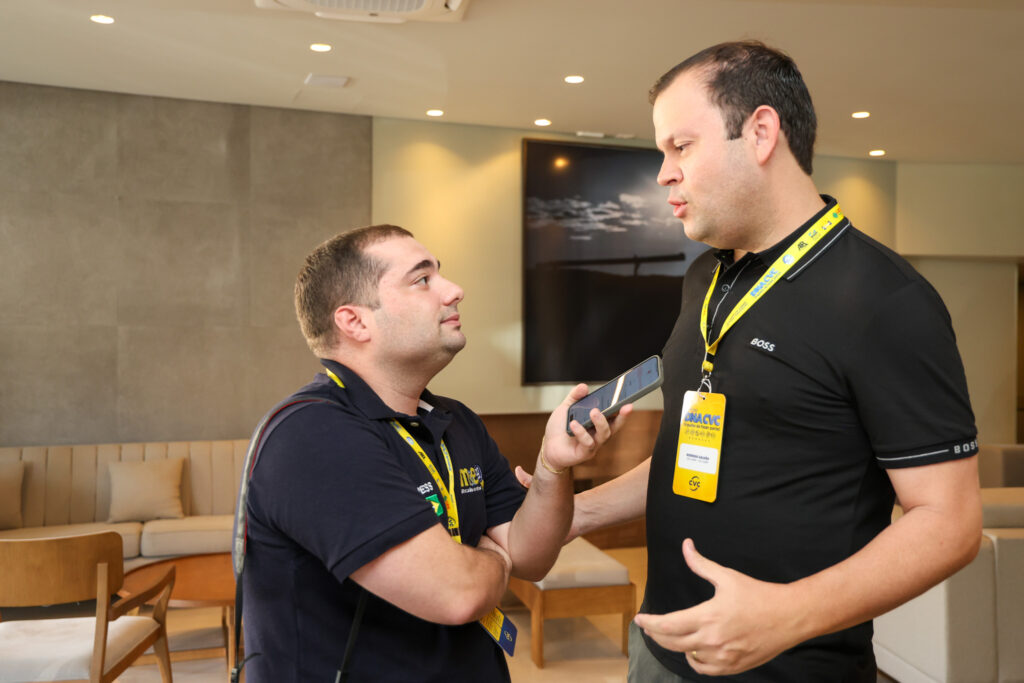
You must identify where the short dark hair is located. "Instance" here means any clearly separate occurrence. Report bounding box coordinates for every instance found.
[294,224,413,356]
[649,41,817,175]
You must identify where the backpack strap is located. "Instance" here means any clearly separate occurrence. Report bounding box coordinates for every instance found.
[231,395,367,682]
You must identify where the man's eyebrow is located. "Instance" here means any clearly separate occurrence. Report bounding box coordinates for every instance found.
[404,259,438,278]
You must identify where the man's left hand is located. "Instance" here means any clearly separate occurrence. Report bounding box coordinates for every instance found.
[632,539,801,676]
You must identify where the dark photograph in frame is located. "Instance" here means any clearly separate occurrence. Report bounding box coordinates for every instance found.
[522,138,708,384]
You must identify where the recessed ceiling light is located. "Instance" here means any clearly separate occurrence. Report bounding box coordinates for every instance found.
[90,14,114,24]
[852,111,871,119]
[426,109,444,117]
[564,75,584,84]
[534,118,551,127]
[553,157,569,169]
[309,43,332,53]
[869,149,886,157]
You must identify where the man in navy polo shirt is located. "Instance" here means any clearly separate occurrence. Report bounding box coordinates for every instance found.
[555,41,983,681]
[242,225,629,682]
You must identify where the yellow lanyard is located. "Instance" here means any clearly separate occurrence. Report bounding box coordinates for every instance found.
[389,421,462,545]
[699,205,846,379]
[325,366,461,542]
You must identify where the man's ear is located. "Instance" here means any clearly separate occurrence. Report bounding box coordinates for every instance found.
[334,304,372,343]
[748,105,781,165]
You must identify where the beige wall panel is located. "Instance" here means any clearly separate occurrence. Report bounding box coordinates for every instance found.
[95,444,120,521]
[187,442,214,517]
[210,441,237,515]
[0,191,120,326]
[168,442,193,515]
[896,163,1024,257]
[43,446,71,525]
[68,445,97,524]
[0,325,118,447]
[117,326,251,442]
[120,443,144,464]
[117,96,249,204]
[909,258,1017,444]
[0,82,118,196]
[812,157,897,248]
[0,448,18,466]
[116,199,246,327]
[20,447,46,528]
[250,107,371,209]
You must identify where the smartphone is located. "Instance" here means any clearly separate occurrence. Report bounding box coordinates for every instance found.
[565,355,663,435]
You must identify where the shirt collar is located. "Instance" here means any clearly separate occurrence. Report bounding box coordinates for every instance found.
[318,358,450,427]
[712,195,840,270]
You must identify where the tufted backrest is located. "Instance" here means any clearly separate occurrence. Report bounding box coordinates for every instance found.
[0,440,249,527]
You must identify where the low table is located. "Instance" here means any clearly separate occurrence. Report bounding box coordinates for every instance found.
[120,553,238,670]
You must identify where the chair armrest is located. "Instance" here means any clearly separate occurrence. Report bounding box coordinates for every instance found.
[110,566,175,621]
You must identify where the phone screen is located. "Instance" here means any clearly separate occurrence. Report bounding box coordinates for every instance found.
[567,355,662,430]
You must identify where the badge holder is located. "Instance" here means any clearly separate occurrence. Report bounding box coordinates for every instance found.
[673,373,726,503]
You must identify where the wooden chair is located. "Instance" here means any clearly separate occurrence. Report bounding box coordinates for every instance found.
[0,531,175,683]
[508,537,636,668]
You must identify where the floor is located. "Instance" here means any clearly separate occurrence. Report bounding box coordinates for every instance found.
[113,547,897,683]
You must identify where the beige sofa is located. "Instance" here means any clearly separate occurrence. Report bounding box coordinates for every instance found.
[873,444,1024,683]
[0,440,247,571]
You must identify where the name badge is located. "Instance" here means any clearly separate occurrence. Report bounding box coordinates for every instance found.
[672,390,726,503]
[479,606,517,656]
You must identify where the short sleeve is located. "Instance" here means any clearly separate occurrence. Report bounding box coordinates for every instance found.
[247,403,440,581]
[844,280,978,468]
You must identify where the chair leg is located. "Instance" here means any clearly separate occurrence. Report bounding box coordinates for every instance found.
[621,611,631,656]
[531,601,544,669]
[153,628,173,683]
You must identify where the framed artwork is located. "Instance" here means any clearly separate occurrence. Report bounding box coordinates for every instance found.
[522,138,708,383]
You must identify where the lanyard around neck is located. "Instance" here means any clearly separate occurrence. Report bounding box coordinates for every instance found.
[699,205,846,380]
[389,421,461,544]
[324,366,462,543]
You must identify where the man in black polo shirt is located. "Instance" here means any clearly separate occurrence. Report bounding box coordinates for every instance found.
[242,225,628,682]
[566,41,983,681]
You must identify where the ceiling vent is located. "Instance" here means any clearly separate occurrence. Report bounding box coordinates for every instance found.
[254,0,470,23]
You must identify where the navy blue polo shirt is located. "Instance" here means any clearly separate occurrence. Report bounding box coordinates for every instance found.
[243,360,525,682]
[644,197,978,681]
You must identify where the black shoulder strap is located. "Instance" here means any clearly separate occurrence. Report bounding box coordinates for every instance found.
[230,395,368,683]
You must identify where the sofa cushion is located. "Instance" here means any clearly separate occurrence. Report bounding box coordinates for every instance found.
[107,458,185,523]
[980,486,1024,528]
[533,537,630,590]
[0,461,25,530]
[0,522,143,558]
[140,515,234,557]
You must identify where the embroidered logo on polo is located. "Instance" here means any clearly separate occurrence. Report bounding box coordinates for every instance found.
[750,337,776,352]
[459,465,484,494]
[425,493,444,517]
[416,482,434,495]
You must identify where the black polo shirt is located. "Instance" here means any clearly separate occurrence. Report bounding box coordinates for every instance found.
[644,197,978,681]
[243,360,525,683]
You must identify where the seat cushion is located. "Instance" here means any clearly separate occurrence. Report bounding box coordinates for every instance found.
[533,537,630,590]
[980,486,1024,527]
[140,514,233,557]
[0,615,158,681]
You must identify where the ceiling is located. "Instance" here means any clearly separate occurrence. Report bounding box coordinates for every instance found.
[2,0,1022,164]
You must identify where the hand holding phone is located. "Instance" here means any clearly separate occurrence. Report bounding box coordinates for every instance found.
[566,355,663,435]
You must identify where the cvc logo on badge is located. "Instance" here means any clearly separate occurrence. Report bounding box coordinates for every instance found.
[688,475,701,491]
